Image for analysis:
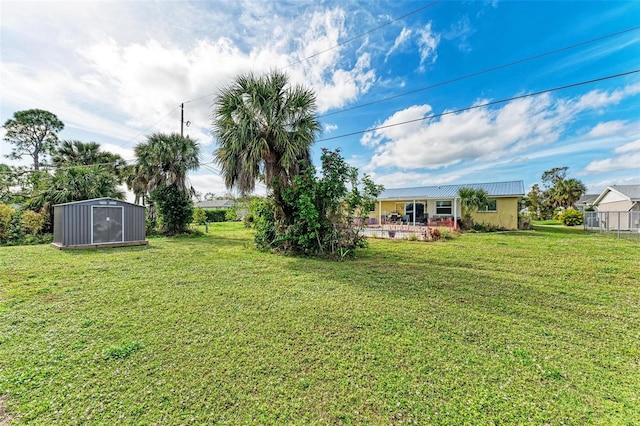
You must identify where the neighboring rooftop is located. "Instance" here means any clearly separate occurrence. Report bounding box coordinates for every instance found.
[195,199,236,209]
[606,184,640,201]
[378,181,525,200]
[576,194,599,206]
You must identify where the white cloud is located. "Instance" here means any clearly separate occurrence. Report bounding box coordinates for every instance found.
[572,83,640,112]
[367,94,562,169]
[324,123,338,133]
[360,105,433,148]
[385,27,412,61]
[614,139,640,153]
[1,2,376,154]
[367,170,461,189]
[587,120,629,137]
[584,153,640,173]
[101,143,135,162]
[364,84,640,171]
[443,16,473,52]
[417,22,440,69]
[586,120,640,138]
[584,137,640,174]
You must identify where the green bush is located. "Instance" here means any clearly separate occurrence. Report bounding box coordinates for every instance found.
[0,203,15,241]
[252,149,383,259]
[21,210,45,235]
[193,207,207,225]
[5,210,25,245]
[225,206,238,221]
[151,184,194,235]
[561,208,583,226]
[204,209,227,223]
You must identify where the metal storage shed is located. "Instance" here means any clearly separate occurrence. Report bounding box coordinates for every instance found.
[51,197,148,249]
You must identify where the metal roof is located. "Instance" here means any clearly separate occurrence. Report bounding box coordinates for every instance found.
[378,180,525,200]
[195,199,236,209]
[576,194,599,205]
[594,184,640,204]
[609,184,640,201]
[53,197,144,208]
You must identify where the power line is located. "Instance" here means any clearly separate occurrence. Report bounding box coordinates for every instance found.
[317,69,640,142]
[282,0,442,69]
[120,105,181,147]
[318,25,640,119]
[182,1,441,106]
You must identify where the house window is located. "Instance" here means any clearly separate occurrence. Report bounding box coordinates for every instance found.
[436,200,452,215]
[479,199,497,212]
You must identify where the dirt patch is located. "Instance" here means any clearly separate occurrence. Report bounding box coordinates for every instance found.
[0,395,13,426]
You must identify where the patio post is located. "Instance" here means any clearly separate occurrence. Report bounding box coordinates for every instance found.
[453,197,458,229]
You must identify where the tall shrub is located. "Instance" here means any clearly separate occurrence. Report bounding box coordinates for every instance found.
[151,183,194,235]
[253,148,383,259]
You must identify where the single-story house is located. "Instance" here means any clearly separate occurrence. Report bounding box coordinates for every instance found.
[370,180,525,230]
[584,185,640,231]
[194,199,236,209]
[592,185,640,212]
[575,194,599,211]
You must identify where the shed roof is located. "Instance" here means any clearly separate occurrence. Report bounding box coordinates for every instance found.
[378,180,525,200]
[53,197,144,208]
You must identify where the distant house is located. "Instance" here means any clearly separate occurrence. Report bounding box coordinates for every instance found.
[585,185,640,232]
[575,194,599,211]
[194,199,236,209]
[370,180,525,230]
[592,185,640,212]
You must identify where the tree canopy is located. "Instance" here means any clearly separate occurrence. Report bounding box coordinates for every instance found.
[133,132,200,198]
[458,187,489,229]
[212,71,322,205]
[525,166,586,219]
[3,109,64,170]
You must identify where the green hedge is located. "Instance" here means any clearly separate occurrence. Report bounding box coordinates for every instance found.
[204,209,228,222]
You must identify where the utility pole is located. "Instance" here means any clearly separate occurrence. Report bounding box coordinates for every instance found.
[180,103,191,137]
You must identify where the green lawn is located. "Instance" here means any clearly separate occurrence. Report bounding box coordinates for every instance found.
[1,223,638,424]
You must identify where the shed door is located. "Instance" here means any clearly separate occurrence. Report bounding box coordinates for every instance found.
[92,206,124,243]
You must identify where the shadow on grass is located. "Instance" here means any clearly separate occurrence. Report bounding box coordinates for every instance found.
[531,224,585,235]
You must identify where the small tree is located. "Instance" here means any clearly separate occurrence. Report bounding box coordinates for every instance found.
[193,207,207,225]
[151,183,194,235]
[3,109,64,170]
[254,149,383,259]
[5,210,25,245]
[458,187,489,230]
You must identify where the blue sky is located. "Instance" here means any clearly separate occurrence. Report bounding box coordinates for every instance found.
[1,0,639,198]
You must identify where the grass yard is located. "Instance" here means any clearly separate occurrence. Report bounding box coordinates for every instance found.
[1,223,639,424]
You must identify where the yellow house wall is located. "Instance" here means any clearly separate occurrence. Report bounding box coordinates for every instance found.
[371,197,521,229]
[471,197,519,230]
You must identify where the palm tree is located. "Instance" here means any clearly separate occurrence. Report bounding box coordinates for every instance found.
[26,165,124,232]
[133,132,200,197]
[123,164,150,205]
[212,71,321,216]
[458,187,489,229]
[52,140,127,182]
[551,178,586,209]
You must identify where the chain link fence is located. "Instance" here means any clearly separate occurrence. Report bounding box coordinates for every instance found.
[584,211,640,239]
